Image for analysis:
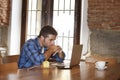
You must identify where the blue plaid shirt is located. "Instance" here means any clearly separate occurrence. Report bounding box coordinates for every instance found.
[18,37,65,69]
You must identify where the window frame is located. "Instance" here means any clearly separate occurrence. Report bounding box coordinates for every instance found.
[21,0,82,48]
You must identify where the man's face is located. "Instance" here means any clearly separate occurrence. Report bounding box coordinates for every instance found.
[42,34,56,47]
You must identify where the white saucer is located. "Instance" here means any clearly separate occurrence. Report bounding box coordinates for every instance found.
[95,66,107,70]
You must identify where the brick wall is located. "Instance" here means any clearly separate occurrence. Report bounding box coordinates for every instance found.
[0,0,11,26]
[88,0,120,30]
[88,0,120,62]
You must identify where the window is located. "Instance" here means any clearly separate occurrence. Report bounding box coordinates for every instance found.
[21,0,81,59]
[53,0,75,59]
[26,0,42,40]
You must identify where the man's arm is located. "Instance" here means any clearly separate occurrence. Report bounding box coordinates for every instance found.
[24,44,45,65]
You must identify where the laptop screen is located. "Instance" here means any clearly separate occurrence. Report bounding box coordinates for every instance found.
[70,45,83,67]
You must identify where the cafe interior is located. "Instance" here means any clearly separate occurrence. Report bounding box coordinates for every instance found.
[0,0,120,80]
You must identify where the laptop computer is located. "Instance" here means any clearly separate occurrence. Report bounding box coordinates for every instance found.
[56,45,83,69]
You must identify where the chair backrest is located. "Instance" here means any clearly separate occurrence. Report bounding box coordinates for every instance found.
[0,56,2,64]
[2,55,19,63]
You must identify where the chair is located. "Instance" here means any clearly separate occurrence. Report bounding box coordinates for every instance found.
[0,56,2,64]
[0,62,18,72]
[2,55,19,63]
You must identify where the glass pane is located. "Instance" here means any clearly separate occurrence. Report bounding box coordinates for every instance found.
[53,0,75,59]
[32,0,37,10]
[30,11,36,35]
[28,0,32,10]
[37,0,42,10]
[53,11,74,37]
[59,0,64,10]
[71,0,75,10]
[27,11,31,35]
[54,0,59,10]
[26,11,37,39]
[36,11,41,35]
[65,0,70,10]
[26,0,42,40]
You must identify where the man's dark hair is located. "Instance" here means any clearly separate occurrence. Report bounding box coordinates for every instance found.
[38,25,58,38]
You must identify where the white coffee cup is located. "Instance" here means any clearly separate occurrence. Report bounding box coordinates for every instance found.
[95,61,106,70]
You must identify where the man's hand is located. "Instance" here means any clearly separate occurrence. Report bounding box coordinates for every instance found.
[52,46,64,59]
[48,45,61,53]
[44,45,64,60]
[44,45,60,60]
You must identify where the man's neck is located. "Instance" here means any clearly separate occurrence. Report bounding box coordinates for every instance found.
[38,38,43,47]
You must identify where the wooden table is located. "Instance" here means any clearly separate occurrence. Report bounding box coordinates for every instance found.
[0,62,120,80]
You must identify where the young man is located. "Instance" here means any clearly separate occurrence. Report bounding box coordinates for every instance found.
[18,25,65,69]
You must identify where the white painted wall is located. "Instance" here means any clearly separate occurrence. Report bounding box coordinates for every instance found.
[81,0,90,57]
[8,0,22,55]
